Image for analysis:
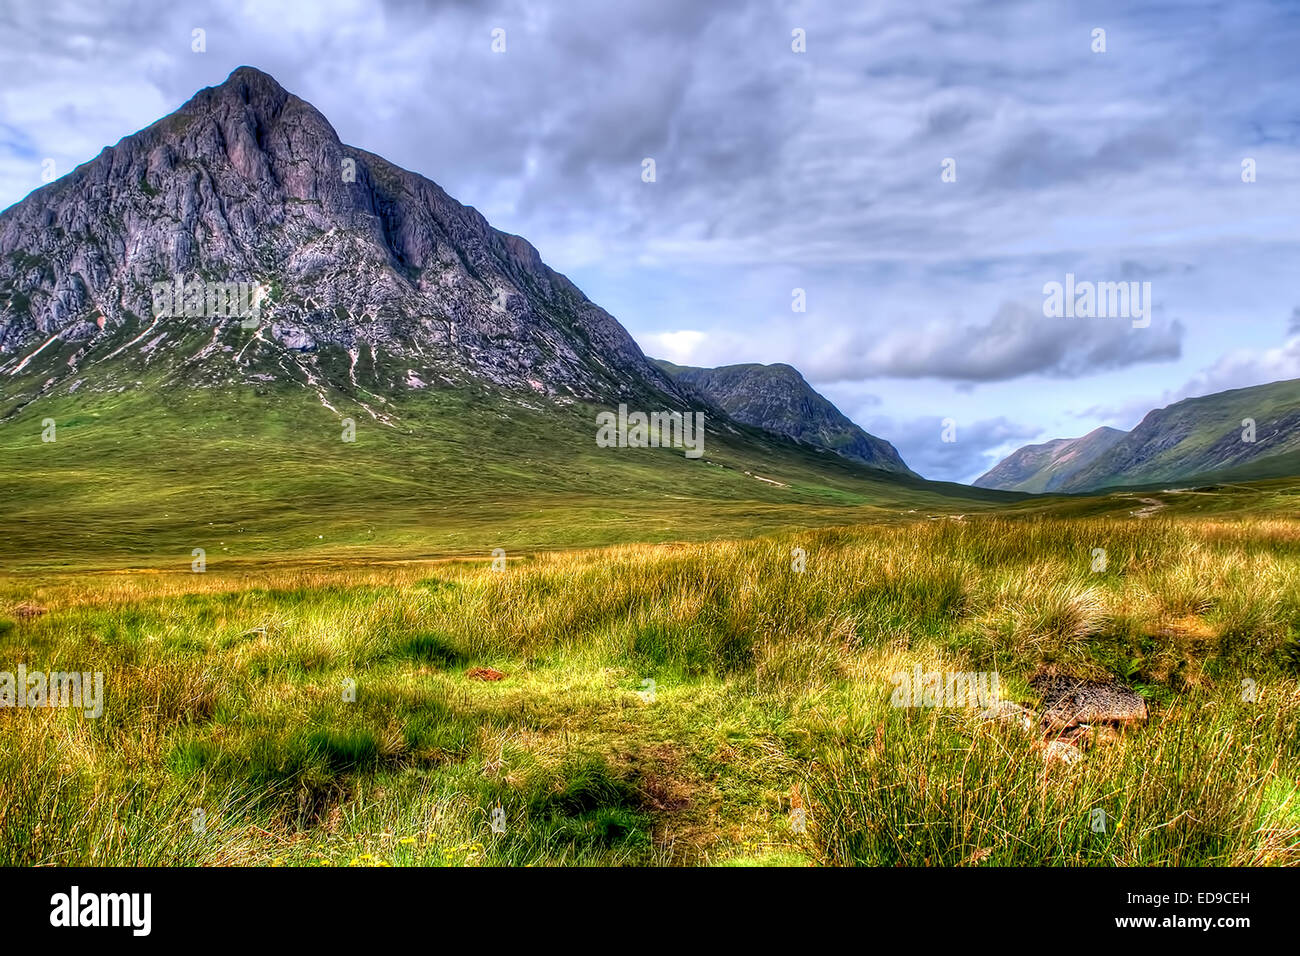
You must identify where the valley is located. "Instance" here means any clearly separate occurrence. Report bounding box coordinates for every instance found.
[0,65,1296,871]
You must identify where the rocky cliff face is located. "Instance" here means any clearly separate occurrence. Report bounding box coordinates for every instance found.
[0,66,678,404]
[655,360,913,474]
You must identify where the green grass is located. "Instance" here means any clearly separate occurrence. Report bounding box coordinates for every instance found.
[1,517,1297,866]
[3,334,1299,866]
[0,333,1013,571]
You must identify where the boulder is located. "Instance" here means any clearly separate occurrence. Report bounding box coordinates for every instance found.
[1032,674,1148,731]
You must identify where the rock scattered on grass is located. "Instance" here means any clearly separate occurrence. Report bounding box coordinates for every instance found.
[1031,674,1148,731]
[979,673,1149,765]
[977,700,1037,732]
[1040,739,1083,766]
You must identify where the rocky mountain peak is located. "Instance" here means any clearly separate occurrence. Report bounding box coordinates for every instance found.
[0,67,677,406]
[0,67,916,480]
[655,359,913,474]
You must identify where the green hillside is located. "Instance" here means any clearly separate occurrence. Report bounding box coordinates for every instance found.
[1061,378,1300,491]
[978,378,1300,493]
[0,326,1012,572]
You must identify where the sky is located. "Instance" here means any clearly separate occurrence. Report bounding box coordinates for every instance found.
[2,0,1299,482]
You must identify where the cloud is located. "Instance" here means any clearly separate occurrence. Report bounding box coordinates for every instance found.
[816,302,1183,384]
[638,296,1184,386]
[643,329,707,365]
[1168,335,1300,401]
[1081,310,1300,426]
[863,413,1041,483]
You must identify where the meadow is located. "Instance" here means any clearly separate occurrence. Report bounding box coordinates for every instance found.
[2,514,1298,866]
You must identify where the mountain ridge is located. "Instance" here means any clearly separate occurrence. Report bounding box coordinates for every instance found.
[976,378,1300,492]
[974,426,1125,492]
[654,359,913,475]
[0,65,1008,569]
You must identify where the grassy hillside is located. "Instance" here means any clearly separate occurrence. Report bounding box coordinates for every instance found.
[2,516,1297,866]
[974,427,1126,493]
[0,343,1011,571]
[1063,378,1300,491]
[973,379,1300,494]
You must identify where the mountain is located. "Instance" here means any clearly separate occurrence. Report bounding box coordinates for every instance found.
[973,426,1125,492]
[977,378,1300,493]
[654,360,913,475]
[0,66,677,406]
[0,67,997,568]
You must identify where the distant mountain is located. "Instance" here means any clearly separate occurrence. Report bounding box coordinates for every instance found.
[974,426,1126,492]
[977,378,1300,492]
[654,360,914,475]
[0,66,998,567]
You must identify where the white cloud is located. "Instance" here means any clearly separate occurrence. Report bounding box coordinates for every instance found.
[642,329,707,365]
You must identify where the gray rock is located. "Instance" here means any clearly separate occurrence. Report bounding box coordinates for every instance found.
[1032,674,1149,731]
[0,67,681,405]
[978,700,1037,731]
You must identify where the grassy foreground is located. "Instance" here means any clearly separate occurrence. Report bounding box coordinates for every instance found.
[2,515,1298,866]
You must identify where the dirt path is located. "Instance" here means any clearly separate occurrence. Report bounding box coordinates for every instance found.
[1130,497,1166,517]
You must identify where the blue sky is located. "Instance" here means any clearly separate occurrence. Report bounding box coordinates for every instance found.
[3,0,1298,481]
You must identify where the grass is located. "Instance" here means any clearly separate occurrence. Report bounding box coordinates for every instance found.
[0,338,1012,571]
[2,515,1298,866]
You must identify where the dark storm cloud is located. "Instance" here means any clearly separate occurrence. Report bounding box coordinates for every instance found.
[980,121,1190,192]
